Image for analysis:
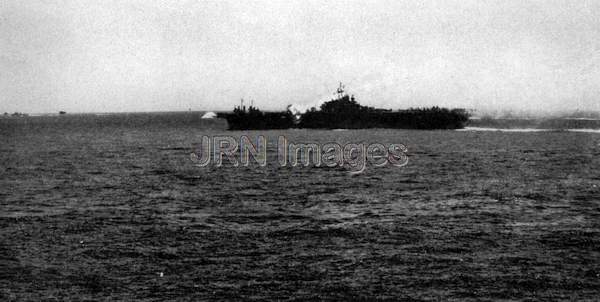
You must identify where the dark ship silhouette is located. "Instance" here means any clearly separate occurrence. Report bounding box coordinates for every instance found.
[217,99,295,130]
[218,83,469,130]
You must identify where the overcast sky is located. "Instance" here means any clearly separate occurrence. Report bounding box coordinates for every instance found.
[1,0,600,113]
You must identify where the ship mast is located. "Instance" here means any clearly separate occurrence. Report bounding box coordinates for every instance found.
[336,82,345,99]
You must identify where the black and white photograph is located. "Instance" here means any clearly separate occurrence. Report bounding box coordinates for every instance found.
[1,0,599,300]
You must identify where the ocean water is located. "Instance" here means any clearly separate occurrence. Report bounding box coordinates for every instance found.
[461,126,600,133]
[1,114,600,300]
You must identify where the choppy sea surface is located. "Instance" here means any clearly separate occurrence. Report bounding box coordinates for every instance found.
[1,113,600,300]
[461,127,600,133]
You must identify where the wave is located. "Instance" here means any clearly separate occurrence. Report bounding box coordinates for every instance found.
[459,127,600,133]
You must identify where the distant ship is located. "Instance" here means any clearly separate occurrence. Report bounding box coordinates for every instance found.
[218,83,470,130]
[217,99,295,130]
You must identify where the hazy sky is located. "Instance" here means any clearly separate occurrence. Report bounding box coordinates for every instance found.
[1,0,600,113]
